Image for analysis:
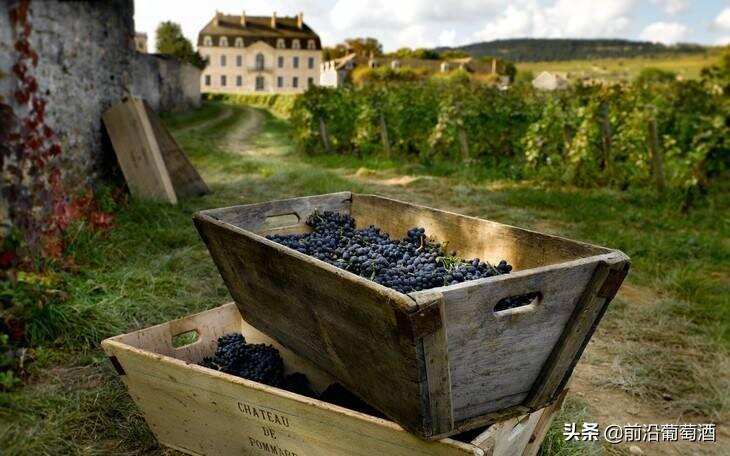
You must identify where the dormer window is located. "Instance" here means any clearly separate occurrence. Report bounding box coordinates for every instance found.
[307,40,316,50]
[219,36,228,47]
[203,36,213,46]
[276,39,285,49]
[235,37,244,47]
[292,39,300,50]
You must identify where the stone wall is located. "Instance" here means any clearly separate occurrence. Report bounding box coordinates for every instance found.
[130,53,202,112]
[0,0,135,189]
[0,0,202,196]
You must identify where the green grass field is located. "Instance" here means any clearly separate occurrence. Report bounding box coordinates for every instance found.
[516,51,723,81]
[1,102,727,455]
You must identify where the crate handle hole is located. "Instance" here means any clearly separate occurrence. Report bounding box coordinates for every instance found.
[262,213,300,230]
[172,329,200,348]
[494,291,542,316]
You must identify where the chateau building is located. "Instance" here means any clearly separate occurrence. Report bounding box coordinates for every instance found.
[198,11,321,94]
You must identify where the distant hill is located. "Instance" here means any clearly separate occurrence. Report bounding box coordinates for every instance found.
[434,38,706,62]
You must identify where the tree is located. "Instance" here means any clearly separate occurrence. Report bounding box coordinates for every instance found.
[343,37,383,57]
[323,44,348,61]
[155,21,207,69]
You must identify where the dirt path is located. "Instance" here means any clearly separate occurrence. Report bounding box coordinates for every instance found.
[226,109,725,456]
[219,107,264,152]
[175,107,234,133]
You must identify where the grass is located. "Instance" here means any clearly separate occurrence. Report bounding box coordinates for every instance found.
[1,101,727,455]
[516,50,723,81]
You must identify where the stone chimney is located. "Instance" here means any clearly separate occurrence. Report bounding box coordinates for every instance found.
[213,10,221,26]
[271,12,277,28]
[241,11,246,27]
[297,12,304,29]
[492,58,497,74]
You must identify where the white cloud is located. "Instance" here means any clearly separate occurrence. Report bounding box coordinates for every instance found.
[651,0,688,15]
[639,21,689,44]
[438,29,458,47]
[717,36,730,45]
[396,25,435,49]
[473,0,633,41]
[715,8,730,30]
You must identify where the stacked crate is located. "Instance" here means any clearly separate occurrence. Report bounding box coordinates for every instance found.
[104,192,629,455]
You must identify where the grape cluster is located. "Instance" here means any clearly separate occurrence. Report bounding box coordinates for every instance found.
[200,333,285,387]
[199,333,375,415]
[266,211,514,294]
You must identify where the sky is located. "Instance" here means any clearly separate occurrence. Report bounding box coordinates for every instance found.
[134,0,730,52]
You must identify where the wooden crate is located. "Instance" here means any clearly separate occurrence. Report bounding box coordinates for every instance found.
[101,303,565,456]
[193,192,629,439]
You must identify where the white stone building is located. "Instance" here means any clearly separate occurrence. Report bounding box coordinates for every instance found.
[198,12,321,94]
[532,71,569,91]
[319,53,356,88]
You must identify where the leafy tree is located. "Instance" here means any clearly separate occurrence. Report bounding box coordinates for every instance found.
[155,21,207,69]
[635,67,676,85]
[343,37,383,57]
[323,44,348,60]
[502,62,517,82]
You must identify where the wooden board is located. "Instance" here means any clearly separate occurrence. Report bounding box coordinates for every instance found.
[194,193,630,440]
[143,102,209,198]
[102,97,208,204]
[102,304,563,456]
[103,97,177,203]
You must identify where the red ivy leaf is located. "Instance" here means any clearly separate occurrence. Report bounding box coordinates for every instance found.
[11,62,27,77]
[43,125,54,139]
[13,89,30,104]
[90,211,115,231]
[49,144,61,157]
[0,250,18,269]
[25,76,38,93]
[32,98,46,117]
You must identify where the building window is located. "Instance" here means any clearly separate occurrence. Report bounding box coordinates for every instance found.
[292,39,300,50]
[235,37,244,47]
[277,56,284,68]
[308,77,314,88]
[276,39,285,49]
[277,76,283,88]
[256,76,264,91]
[236,75,242,86]
[308,57,314,69]
[203,36,212,46]
[221,75,226,86]
[293,56,299,69]
[220,55,226,66]
[307,39,316,50]
[292,77,298,88]
[220,36,228,47]
[236,55,242,67]
[205,75,211,86]
[255,53,264,71]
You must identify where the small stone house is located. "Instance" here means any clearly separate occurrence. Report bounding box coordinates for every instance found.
[532,71,569,90]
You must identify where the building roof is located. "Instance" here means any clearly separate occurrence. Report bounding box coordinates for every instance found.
[198,13,321,49]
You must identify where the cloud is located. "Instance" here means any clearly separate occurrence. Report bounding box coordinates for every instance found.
[717,36,730,45]
[639,21,689,44]
[651,0,687,15]
[715,8,730,30]
[396,25,435,49]
[473,0,634,41]
[438,29,458,47]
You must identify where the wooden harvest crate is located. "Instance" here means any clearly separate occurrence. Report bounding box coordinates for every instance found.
[193,192,629,439]
[101,303,566,456]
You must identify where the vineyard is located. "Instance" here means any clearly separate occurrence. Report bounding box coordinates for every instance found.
[289,54,729,207]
